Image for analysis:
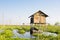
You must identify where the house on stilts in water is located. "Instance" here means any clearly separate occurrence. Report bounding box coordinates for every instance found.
[29,10,48,26]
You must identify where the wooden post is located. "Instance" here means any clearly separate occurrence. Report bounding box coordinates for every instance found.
[30,23,33,40]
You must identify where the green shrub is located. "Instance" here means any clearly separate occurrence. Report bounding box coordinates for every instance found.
[4,29,14,37]
[18,29,25,34]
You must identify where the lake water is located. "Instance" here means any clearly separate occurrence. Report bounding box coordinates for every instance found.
[0,29,57,38]
[42,32,57,37]
[13,30,35,38]
[13,30,57,38]
[0,30,4,33]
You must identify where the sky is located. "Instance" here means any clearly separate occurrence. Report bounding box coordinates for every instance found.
[0,0,60,25]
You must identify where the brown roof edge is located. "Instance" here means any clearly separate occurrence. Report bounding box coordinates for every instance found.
[28,10,49,18]
[37,10,49,17]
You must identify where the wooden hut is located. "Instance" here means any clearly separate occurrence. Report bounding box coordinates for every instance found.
[29,10,48,26]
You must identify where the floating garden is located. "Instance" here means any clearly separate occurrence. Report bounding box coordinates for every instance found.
[0,25,60,40]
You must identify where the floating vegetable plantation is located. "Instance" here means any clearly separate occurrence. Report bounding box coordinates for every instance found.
[0,25,30,40]
[0,25,60,40]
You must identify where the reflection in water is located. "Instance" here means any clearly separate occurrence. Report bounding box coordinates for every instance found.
[0,30,57,38]
[42,32,57,37]
[13,30,35,38]
[13,30,57,38]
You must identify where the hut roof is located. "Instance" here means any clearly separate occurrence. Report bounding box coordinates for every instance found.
[29,10,48,18]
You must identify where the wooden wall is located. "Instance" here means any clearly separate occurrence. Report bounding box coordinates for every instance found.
[34,13,46,24]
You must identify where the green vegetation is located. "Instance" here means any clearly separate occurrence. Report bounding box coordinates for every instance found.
[0,25,60,40]
[18,29,25,34]
[0,25,30,40]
